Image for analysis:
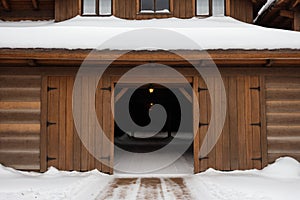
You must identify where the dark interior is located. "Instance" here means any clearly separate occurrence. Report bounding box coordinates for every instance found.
[114,84,193,154]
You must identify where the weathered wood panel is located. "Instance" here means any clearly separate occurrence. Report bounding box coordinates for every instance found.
[113,0,195,19]
[46,75,112,173]
[0,0,54,21]
[0,75,41,170]
[229,0,253,23]
[266,75,300,164]
[55,0,79,22]
[196,75,262,173]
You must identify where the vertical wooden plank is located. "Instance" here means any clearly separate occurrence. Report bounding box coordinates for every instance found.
[193,76,199,173]
[237,76,246,170]
[73,76,82,171]
[260,75,268,168]
[40,76,48,172]
[110,80,115,174]
[225,0,231,16]
[245,76,253,169]
[95,77,103,171]
[251,76,262,169]
[185,0,193,18]
[87,76,96,170]
[215,76,223,170]
[102,75,112,174]
[222,77,231,170]
[173,0,180,18]
[65,76,74,170]
[179,0,186,18]
[80,76,89,171]
[47,77,59,168]
[199,77,208,172]
[294,10,300,32]
[229,76,238,170]
[58,77,67,170]
[207,76,216,169]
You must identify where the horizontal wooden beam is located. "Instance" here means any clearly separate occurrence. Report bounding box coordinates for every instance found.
[280,10,294,19]
[1,0,10,11]
[0,49,299,67]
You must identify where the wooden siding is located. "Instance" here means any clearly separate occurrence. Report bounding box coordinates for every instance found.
[46,76,113,174]
[228,0,253,23]
[195,75,262,172]
[265,76,300,163]
[113,0,195,19]
[0,75,41,170]
[0,0,54,21]
[55,0,79,22]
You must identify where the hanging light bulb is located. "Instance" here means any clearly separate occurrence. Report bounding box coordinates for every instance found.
[149,84,154,94]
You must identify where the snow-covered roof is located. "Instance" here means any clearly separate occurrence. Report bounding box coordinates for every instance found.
[0,16,300,51]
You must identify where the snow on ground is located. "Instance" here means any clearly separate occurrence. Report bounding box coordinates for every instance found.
[0,16,300,50]
[0,157,300,199]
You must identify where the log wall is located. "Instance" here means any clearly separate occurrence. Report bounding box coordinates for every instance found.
[0,75,41,170]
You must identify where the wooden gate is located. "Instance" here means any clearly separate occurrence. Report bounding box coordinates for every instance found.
[194,75,263,173]
[45,75,113,174]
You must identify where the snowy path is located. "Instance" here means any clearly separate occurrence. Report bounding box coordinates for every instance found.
[96,177,194,200]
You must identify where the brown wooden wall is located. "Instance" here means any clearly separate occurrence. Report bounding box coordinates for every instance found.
[0,75,41,170]
[45,75,113,174]
[194,75,262,173]
[265,76,300,163]
[227,0,253,23]
[0,0,54,21]
[113,0,195,19]
[55,0,79,22]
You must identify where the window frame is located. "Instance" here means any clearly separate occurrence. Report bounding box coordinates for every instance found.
[195,0,226,17]
[81,0,113,16]
[137,0,173,15]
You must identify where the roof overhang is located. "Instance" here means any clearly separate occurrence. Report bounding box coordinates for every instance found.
[0,48,299,67]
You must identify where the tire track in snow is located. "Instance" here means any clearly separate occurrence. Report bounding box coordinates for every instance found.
[164,178,193,199]
[136,178,164,200]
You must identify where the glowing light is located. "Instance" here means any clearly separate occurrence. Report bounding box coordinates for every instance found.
[149,84,154,93]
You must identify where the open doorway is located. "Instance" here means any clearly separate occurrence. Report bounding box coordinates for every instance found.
[114,83,194,174]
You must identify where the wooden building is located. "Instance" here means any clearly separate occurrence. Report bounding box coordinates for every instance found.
[0,0,300,174]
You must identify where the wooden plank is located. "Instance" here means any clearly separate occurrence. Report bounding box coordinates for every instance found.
[267,113,300,125]
[40,76,48,172]
[0,151,40,170]
[102,75,112,174]
[266,88,300,100]
[0,88,40,102]
[47,76,59,168]
[222,77,230,170]
[237,76,246,169]
[58,77,66,170]
[95,77,103,171]
[266,100,300,113]
[0,137,39,150]
[0,124,40,136]
[73,76,82,171]
[268,140,300,153]
[268,153,300,163]
[0,75,41,88]
[80,76,89,171]
[179,0,186,18]
[0,109,40,124]
[251,76,262,169]
[110,80,114,174]
[0,0,10,11]
[87,76,96,170]
[193,76,199,173]
[215,76,223,170]
[245,76,253,169]
[295,9,300,31]
[65,76,74,170]
[261,75,269,168]
[265,76,300,89]
[267,125,300,137]
[228,76,238,170]
[207,76,216,169]
[0,102,40,109]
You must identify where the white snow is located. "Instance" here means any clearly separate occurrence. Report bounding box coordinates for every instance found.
[0,15,300,50]
[0,157,300,199]
[253,0,277,22]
